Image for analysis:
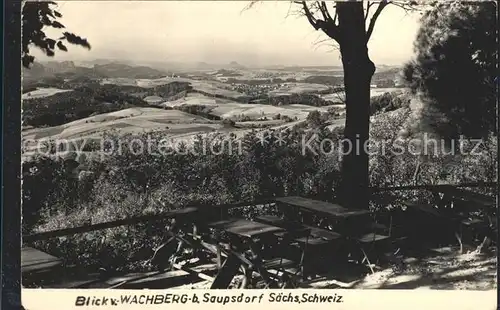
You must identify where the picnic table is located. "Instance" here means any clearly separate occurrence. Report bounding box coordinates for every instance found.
[207,218,290,288]
[431,186,496,212]
[275,196,376,237]
[275,196,370,219]
[274,197,392,274]
[402,185,497,253]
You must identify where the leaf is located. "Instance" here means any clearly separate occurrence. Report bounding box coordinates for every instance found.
[22,54,35,68]
[46,49,55,57]
[40,15,52,26]
[54,10,62,18]
[56,41,68,51]
[51,20,65,29]
[62,32,91,49]
[46,38,56,49]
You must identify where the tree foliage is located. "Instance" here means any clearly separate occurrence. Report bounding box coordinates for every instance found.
[22,1,91,68]
[403,1,497,139]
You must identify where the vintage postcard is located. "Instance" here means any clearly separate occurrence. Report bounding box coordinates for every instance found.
[19,1,497,309]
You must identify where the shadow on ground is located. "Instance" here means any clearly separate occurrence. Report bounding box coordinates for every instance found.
[309,246,496,290]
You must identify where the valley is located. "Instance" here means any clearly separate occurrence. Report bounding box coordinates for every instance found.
[22,60,406,161]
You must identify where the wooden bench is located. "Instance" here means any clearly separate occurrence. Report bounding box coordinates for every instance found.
[262,257,297,270]
[308,226,341,240]
[403,201,444,217]
[254,214,346,278]
[295,235,332,246]
[357,233,390,244]
[254,215,343,250]
[254,215,311,237]
[22,247,62,275]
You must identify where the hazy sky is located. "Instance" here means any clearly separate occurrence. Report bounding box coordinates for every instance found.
[33,1,422,66]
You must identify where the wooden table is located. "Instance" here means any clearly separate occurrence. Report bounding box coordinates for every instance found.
[275,196,373,237]
[275,196,370,219]
[275,197,392,273]
[433,186,496,210]
[207,218,286,288]
[403,192,494,253]
[208,219,285,239]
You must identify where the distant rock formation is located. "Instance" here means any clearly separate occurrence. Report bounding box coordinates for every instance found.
[196,62,212,69]
[44,61,76,73]
[93,63,167,79]
[23,60,169,81]
[22,62,46,78]
[228,61,246,70]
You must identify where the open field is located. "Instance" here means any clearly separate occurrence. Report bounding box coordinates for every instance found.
[22,108,217,139]
[160,93,338,120]
[22,87,73,99]
[21,108,222,156]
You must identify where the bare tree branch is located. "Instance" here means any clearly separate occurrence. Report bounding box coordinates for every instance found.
[313,37,330,50]
[242,1,259,12]
[312,36,339,53]
[365,1,376,22]
[319,1,333,23]
[333,89,346,104]
[285,1,294,19]
[301,1,321,30]
[366,0,390,42]
[390,1,422,15]
[299,1,341,41]
[391,1,420,11]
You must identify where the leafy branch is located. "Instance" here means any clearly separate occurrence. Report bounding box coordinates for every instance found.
[22,1,91,68]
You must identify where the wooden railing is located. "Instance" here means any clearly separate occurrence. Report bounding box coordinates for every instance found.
[370,181,497,193]
[24,181,497,242]
[23,199,276,243]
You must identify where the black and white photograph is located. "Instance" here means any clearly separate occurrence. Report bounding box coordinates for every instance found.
[21,0,497,293]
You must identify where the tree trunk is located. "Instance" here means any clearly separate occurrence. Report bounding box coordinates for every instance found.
[337,2,376,209]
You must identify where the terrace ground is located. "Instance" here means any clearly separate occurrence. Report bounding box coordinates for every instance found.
[172,247,496,290]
